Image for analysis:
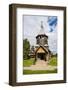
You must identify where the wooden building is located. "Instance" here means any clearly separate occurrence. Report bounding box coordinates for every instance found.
[34,21,51,64]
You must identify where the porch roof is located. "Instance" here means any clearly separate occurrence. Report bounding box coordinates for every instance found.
[35,46,48,54]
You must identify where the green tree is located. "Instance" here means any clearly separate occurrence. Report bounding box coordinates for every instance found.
[23,39,30,60]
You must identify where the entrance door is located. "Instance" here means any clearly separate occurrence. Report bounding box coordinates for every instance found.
[41,53,44,59]
[37,53,45,60]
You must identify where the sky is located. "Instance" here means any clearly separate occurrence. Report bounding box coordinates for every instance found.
[23,15,57,54]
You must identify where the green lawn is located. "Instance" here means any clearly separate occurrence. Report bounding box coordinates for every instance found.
[48,56,57,66]
[23,56,57,74]
[23,58,34,67]
[23,69,57,75]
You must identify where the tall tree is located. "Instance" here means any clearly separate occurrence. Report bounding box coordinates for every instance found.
[23,39,30,60]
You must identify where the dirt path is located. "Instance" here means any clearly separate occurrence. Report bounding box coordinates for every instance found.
[24,60,57,70]
[24,66,57,70]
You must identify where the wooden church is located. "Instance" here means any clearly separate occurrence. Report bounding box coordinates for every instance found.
[34,21,51,64]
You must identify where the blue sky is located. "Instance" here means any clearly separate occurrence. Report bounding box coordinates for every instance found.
[23,15,57,54]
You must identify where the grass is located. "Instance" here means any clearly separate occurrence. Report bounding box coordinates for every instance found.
[48,56,57,66]
[23,69,57,75]
[23,56,57,74]
[23,58,34,67]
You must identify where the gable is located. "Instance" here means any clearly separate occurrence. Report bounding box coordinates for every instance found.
[37,47,45,53]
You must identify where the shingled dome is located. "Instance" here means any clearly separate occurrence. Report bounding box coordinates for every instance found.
[36,21,48,38]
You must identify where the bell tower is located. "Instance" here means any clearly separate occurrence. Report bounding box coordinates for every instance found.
[36,21,48,47]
